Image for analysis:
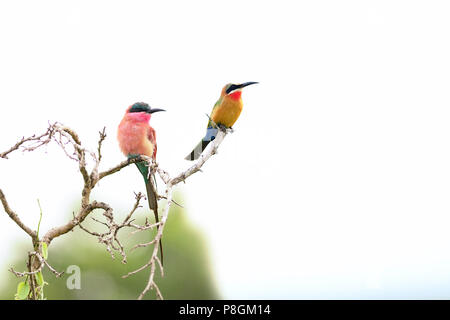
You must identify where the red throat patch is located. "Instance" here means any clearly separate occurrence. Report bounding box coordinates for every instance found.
[229,91,242,100]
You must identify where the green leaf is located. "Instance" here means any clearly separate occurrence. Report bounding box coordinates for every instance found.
[15,281,30,300]
[36,272,44,286]
[41,242,48,260]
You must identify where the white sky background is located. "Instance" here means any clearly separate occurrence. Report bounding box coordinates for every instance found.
[1,0,450,299]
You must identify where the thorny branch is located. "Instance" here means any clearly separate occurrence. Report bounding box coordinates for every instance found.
[0,122,232,299]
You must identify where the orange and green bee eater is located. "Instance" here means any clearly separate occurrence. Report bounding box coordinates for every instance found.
[185,82,258,160]
[117,102,165,264]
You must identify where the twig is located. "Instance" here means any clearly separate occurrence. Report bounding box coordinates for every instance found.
[97,127,107,163]
[0,189,37,242]
[9,251,63,278]
[169,128,230,186]
[98,156,144,181]
[0,125,55,159]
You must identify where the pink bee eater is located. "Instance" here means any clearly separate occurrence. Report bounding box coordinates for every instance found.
[118,102,165,264]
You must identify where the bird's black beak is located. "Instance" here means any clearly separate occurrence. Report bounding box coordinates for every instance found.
[226,82,258,94]
[149,108,166,114]
[238,81,258,89]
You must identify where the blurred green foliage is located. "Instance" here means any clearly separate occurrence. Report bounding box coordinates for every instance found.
[0,196,220,299]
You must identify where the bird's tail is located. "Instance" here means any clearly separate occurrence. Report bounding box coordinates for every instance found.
[135,161,164,266]
[184,127,219,161]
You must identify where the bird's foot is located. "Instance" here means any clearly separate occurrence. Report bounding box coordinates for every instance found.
[218,124,228,133]
[127,153,141,163]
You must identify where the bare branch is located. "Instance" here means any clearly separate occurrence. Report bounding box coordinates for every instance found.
[43,258,64,277]
[130,188,173,300]
[0,189,37,241]
[78,192,150,264]
[9,251,63,278]
[42,201,111,245]
[0,124,55,159]
[152,281,164,300]
[122,192,144,224]
[169,128,230,186]
[97,127,107,163]
[138,261,158,300]
[1,121,232,300]
[130,239,157,252]
[98,156,144,181]
[89,127,107,187]
[129,221,161,234]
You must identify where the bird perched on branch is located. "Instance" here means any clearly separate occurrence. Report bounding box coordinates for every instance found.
[185,82,258,160]
[117,102,165,264]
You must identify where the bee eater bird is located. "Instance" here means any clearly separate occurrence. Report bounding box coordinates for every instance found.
[117,102,165,264]
[185,82,258,161]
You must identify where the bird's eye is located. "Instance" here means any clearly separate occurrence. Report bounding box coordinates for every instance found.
[226,84,239,94]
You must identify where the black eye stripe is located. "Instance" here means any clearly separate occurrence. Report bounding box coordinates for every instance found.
[225,84,239,94]
[129,106,147,113]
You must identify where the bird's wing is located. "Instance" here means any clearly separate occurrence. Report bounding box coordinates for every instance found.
[147,126,157,159]
[207,98,222,128]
